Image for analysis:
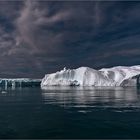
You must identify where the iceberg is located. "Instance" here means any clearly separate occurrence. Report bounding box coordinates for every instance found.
[41,66,140,87]
[0,78,41,89]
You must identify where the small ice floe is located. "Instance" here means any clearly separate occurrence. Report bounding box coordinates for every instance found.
[78,110,88,114]
[1,90,7,94]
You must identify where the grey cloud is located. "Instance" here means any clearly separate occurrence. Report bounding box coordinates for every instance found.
[15,0,38,49]
[0,1,139,77]
[15,0,72,53]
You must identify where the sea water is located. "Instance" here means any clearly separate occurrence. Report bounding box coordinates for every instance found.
[0,87,140,138]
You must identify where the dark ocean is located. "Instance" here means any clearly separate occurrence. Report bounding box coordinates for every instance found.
[0,86,140,139]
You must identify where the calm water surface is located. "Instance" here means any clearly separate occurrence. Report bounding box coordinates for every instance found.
[0,87,140,138]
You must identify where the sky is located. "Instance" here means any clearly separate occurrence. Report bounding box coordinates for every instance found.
[0,0,140,78]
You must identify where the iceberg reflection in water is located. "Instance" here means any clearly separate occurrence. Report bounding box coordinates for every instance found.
[41,86,140,111]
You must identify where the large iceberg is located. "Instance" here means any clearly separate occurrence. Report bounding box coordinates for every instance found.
[41,66,140,87]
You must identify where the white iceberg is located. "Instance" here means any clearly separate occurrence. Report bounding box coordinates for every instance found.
[0,78,41,89]
[41,66,140,87]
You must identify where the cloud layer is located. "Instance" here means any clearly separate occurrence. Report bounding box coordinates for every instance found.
[0,1,140,78]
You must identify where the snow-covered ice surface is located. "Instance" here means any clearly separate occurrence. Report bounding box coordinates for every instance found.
[0,78,41,82]
[41,66,140,87]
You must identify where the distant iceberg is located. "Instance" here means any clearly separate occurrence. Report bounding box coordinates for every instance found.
[41,66,140,87]
[0,78,41,89]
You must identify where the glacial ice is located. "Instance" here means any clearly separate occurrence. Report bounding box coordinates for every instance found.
[0,78,41,89]
[41,66,140,87]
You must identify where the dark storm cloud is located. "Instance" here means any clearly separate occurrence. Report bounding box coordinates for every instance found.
[0,1,140,78]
